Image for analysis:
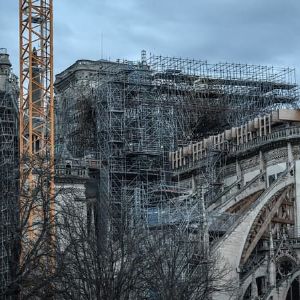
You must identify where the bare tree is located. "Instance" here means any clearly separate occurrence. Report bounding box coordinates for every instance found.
[1,155,63,299]
[55,186,145,300]
[54,186,234,300]
[138,226,234,300]
[1,154,233,299]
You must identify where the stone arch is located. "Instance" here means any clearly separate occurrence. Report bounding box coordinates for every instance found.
[242,275,267,300]
[66,163,72,175]
[278,269,300,300]
[240,262,268,297]
[216,175,293,263]
[268,268,300,300]
[256,276,267,296]
[285,275,300,300]
[214,174,294,300]
[240,185,293,265]
[242,283,251,300]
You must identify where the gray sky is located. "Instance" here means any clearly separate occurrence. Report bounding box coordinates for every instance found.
[1,0,300,81]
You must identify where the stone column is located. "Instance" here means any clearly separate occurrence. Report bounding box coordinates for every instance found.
[251,273,258,299]
[287,142,294,166]
[259,151,267,188]
[259,150,265,173]
[236,159,242,186]
[192,175,196,193]
[295,160,300,237]
[268,232,276,288]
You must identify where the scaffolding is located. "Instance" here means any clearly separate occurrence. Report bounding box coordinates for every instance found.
[0,49,18,296]
[92,61,178,230]
[54,53,298,239]
[149,55,298,142]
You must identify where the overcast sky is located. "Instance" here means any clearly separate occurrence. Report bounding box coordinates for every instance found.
[1,0,300,81]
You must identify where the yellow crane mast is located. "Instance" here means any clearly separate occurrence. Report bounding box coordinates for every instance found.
[19,0,55,250]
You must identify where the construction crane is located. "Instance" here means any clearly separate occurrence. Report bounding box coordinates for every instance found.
[19,0,55,254]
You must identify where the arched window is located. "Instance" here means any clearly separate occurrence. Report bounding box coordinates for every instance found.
[66,163,71,175]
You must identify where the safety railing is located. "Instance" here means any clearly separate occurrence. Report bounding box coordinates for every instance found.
[209,171,265,212]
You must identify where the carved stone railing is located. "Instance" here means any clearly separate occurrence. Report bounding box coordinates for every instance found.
[233,126,300,155]
[172,126,300,174]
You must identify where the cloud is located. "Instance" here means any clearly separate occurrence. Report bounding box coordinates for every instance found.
[1,0,300,82]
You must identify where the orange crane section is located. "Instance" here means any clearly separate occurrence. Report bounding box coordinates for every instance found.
[19,0,55,246]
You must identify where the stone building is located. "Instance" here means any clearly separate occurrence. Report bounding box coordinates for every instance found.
[171,109,300,299]
[54,54,300,299]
